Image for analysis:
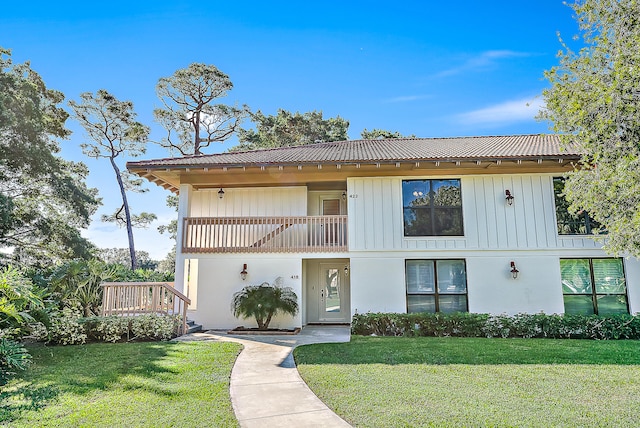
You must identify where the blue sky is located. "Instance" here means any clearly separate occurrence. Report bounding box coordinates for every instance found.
[2,1,580,260]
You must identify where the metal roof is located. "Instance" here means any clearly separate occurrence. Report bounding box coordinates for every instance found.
[127,134,579,170]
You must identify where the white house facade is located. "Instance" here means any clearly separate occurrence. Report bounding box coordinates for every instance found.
[128,135,640,329]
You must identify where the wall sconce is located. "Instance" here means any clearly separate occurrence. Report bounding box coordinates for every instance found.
[342,191,347,201]
[240,264,248,280]
[344,265,349,276]
[218,188,225,199]
[510,261,519,279]
[505,189,514,206]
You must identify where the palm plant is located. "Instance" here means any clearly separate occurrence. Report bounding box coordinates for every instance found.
[231,277,298,330]
[0,266,44,336]
[49,260,118,316]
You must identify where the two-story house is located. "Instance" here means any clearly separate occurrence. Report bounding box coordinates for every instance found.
[128,135,640,329]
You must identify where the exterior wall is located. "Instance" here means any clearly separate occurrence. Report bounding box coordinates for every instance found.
[176,174,640,328]
[348,251,639,316]
[346,174,640,317]
[186,254,303,330]
[347,174,601,251]
[190,186,307,217]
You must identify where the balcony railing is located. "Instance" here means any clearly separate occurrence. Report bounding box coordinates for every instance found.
[182,215,348,253]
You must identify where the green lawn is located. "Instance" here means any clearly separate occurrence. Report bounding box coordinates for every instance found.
[294,336,640,427]
[1,341,242,427]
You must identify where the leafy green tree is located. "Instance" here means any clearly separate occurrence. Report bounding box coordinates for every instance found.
[360,128,415,139]
[157,194,178,275]
[157,194,178,241]
[231,109,349,151]
[0,48,99,265]
[231,278,298,330]
[541,0,640,256]
[96,248,158,271]
[154,63,249,155]
[69,90,155,270]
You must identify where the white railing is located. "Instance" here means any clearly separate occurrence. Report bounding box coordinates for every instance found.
[101,282,190,335]
[182,215,348,253]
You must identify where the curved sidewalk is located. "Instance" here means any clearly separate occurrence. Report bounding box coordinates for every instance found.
[179,326,352,428]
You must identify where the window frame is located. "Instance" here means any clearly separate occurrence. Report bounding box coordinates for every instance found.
[402,179,464,237]
[560,257,629,315]
[405,259,469,314]
[553,177,601,235]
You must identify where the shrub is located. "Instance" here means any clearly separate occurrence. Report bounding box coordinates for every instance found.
[352,312,640,340]
[46,312,181,345]
[129,314,180,341]
[47,307,87,345]
[0,338,31,385]
[84,316,130,342]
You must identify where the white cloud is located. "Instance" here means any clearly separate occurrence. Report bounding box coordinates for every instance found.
[435,50,532,78]
[456,97,545,126]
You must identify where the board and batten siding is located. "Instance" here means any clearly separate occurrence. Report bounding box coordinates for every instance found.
[347,175,601,252]
[189,187,307,217]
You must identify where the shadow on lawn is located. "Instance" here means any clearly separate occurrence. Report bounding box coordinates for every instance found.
[0,341,179,424]
[293,336,640,366]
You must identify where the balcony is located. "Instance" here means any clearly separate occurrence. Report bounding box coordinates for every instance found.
[182,215,348,253]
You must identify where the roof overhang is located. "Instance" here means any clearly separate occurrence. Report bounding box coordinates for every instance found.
[128,156,580,193]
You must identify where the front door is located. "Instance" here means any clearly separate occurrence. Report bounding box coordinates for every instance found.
[314,262,350,323]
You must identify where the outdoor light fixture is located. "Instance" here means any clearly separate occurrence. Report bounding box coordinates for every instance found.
[342,191,347,201]
[510,261,519,279]
[218,188,225,199]
[505,189,514,206]
[344,265,349,276]
[240,264,248,280]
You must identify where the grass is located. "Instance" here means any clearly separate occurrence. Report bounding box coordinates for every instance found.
[294,336,640,427]
[1,340,242,427]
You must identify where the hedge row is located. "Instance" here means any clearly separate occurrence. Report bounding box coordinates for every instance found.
[351,312,640,340]
[37,308,183,345]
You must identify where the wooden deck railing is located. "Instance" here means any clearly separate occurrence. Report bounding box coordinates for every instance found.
[101,282,191,335]
[182,215,348,253]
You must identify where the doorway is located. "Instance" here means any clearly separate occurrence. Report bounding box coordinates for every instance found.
[304,259,350,323]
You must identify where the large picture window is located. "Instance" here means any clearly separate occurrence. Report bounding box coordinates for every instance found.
[406,259,468,313]
[560,258,628,315]
[553,178,600,235]
[402,179,463,236]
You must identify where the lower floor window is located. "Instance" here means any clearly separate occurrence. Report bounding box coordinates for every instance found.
[406,259,468,313]
[560,258,629,315]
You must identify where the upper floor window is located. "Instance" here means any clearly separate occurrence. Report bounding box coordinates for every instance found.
[560,258,628,315]
[553,177,601,235]
[402,179,463,236]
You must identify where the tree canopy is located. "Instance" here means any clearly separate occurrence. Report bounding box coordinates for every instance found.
[231,109,349,152]
[541,0,640,257]
[69,90,155,270]
[360,128,415,139]
[0,48,99,265]
[154,63,249,155]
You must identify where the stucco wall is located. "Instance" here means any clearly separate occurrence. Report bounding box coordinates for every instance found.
[186,254,303,330]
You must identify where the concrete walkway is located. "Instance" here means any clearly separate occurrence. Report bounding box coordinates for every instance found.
[177,326,352,428]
